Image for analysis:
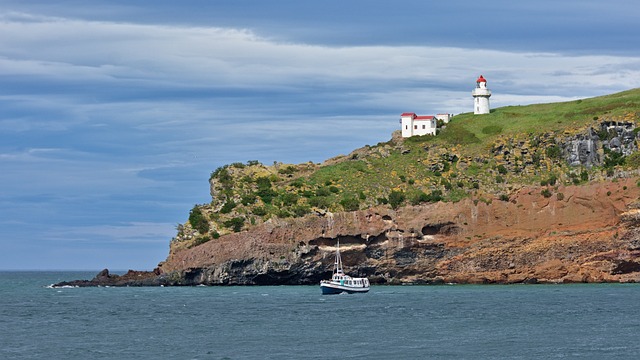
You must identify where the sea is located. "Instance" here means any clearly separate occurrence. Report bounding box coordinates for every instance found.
[1,271,639,360]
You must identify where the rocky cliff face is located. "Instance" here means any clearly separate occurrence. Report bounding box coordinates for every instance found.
[563,121,637,167]
[156,177,640,285]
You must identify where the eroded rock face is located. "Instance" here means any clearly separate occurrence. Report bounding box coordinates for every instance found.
[563,121,638,167]
[57,178,640,287]
[155,178,640,285]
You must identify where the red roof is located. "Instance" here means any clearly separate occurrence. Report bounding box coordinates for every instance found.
[400,112,416,117]
[415,116,434,120]
[476,75,487,83]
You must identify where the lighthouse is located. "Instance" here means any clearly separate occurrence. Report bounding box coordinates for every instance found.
[472,75,491,115]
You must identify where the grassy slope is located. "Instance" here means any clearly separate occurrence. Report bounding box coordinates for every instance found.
[178,88,640,244]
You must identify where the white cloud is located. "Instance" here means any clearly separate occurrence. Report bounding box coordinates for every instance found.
[1,12,638,103]
[1,8,640,270]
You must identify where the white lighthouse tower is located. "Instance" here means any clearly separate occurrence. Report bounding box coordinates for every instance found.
[472,75,491,115]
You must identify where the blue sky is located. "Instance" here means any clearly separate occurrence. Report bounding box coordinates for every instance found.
[1,1,640,270]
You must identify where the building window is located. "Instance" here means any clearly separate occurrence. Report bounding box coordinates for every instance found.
[422,125,425,129]
[414,125,417,130]
[405,125,408,129]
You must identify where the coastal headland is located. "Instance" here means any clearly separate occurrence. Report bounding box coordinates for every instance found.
[55,89,640,287]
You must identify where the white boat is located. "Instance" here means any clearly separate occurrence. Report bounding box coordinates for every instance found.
[320,241,370,294]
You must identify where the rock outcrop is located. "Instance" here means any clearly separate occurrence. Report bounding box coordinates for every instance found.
[53,269,165,287]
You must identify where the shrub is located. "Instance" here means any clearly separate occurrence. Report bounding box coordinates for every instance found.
[188,205,210,234]
[556,192,565,201]
[340,196,360,212]
[280,192,299,206]
[256,177,277,204]
[603,148,625,168]
[410,192,430,205]
[545,145,562,159]
[388,190,406,209]
[224,217,245,232]
[315,187,331,197]
[541,189,552,198]
[300,190,315,198]
[499,194,510,202]
[580,170,589,182]
[252,206,268,216]
[496,175,505,183]
[531,152,542,167]
[278,165,297,175]
[308,196,330,209]
[220,200,236,214]
[497,164,507,175]
[427,190,443,203]
[626,152,640,169]
[290,178,305,188]
[292,205,311,217]
[241,193,257,206]
[192,235,211,247]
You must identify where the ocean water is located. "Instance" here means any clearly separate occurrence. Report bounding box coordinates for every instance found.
[1,272,639,359]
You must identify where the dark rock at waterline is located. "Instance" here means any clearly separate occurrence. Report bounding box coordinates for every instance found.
[52,268,165,287]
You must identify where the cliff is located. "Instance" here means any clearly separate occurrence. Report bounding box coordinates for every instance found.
[55,88,640,287]
[154,177,640,285]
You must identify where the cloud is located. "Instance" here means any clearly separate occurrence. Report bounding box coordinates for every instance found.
[1,6,639,269]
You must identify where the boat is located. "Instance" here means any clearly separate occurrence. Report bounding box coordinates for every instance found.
[320,241,370,294]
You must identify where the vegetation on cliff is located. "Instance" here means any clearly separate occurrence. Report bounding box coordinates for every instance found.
[172,88,640,249]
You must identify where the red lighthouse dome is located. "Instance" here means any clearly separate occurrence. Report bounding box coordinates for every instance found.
[476,75,487,83]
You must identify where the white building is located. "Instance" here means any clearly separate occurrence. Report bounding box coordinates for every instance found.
[472,75,491,114]
[435,113,453,124]
[400,112,436,137]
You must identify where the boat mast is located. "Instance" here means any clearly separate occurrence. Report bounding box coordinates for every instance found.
[335,240,343,275]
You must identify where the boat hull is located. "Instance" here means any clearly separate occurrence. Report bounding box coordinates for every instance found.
[320,282,370,295]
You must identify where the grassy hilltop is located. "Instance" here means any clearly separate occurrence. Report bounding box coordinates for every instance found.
[175,88,640,248]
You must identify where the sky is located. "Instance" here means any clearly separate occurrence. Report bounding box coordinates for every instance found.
[1,1,640,270]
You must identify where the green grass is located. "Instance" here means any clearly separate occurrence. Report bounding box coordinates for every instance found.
[449,88,640,141]
[194,88,640,240]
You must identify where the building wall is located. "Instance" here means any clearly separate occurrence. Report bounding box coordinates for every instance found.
[401,115,436,137]
[412,120,436,136]
[435,113,452,123]
[401,116,414,137]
